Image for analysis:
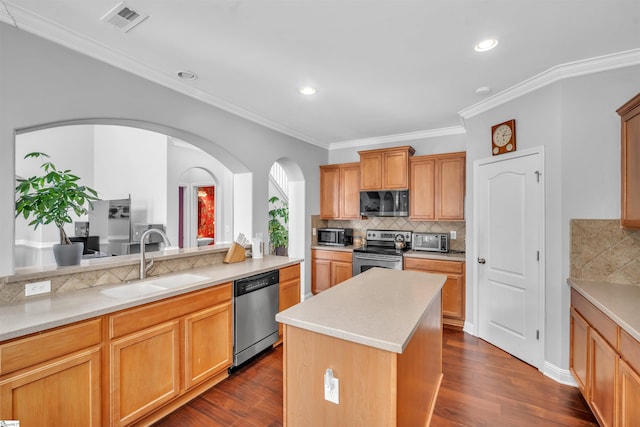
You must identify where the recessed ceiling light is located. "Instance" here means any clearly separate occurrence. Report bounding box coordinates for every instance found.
[299,86,316,95]
[474,38,499,52]
[177,70,198,80]
[475,86,491,95]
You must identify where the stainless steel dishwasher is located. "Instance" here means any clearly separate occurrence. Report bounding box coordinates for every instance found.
[232,270,279,368]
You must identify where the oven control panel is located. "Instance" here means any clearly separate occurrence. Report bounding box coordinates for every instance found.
[365,230,412,243]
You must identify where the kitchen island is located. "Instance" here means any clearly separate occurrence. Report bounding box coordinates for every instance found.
[276,267,446,427]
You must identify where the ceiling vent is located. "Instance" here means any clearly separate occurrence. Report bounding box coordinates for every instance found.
[100,2,148,32]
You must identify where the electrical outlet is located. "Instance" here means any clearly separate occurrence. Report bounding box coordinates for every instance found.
[450,230,457,240]
[25,280,51,296]
[313,227,317,236]
[324,369,339,404]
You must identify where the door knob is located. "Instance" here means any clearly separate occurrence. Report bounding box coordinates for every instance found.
[477,257,486,264]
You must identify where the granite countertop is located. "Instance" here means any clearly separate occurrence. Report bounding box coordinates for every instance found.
[0,256,302,342]
[311,245,466,262]
[568,278,640,342]
[276,268,446,354]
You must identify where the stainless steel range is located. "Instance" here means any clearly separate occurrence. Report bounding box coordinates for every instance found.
[352,229,412,276]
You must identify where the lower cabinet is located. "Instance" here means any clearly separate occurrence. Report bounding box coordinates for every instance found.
[108,283,233,426]
[570,288,640,427]
[311,249,352,294]
[278,264,301,342]
[0,319,103,425]
[404,257,465,327]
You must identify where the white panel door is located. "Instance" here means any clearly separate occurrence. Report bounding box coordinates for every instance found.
[476,150,543,368]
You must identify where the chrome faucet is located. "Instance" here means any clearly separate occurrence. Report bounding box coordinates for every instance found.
[139,228,171,279]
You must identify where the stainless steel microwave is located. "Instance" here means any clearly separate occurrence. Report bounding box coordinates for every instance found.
[317,228,353,247]
[412,232,450,252]
[360,190,409,217]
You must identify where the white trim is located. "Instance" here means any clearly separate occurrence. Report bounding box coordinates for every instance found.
[543,361,577,387]
[14,239,55,248]
[473,146,546,371]
[459,49,640,119]
[328,126,466,150]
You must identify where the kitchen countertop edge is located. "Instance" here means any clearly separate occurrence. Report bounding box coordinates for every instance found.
[568,278,640,343]
[311,245,466,261]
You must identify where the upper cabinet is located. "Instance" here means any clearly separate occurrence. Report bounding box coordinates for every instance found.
[359,146,415,190]
[410,152,466,221]
[617,93,640,229]
[320,162,361,220]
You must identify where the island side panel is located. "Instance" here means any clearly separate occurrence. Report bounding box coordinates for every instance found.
[397,288,443,427]
[283,325,396,427]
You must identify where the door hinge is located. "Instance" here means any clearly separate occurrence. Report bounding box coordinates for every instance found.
[536,251,540,261]
[536,330,540,340]
[535,170,541,182]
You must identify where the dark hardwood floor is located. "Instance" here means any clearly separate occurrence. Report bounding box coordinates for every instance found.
[153,328,597,427]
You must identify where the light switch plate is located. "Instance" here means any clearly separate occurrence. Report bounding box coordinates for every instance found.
[450,230,457,240]
[25,280,51,296]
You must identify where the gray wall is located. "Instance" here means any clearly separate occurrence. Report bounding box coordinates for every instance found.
[0,23,326,295]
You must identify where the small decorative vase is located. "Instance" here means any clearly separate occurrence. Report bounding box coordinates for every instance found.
[53,242,84,266]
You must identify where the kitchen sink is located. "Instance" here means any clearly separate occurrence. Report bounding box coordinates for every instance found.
[143,273,210,289]
[100,283,167,299]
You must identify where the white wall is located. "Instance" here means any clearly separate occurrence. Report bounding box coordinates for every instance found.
[1,23,325,296]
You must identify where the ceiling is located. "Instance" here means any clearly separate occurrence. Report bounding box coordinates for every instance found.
[2,1,640,149]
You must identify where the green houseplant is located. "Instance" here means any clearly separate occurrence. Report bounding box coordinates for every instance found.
[268,196,289,256]
[15,152,99,266]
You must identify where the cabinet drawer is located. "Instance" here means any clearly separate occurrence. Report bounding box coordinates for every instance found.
[109,283,232,339]
[0,318,102,375]
[571,289,619,349]
[404,257,464,274]
[280,264,300,283]
[312,249,352,263]
[620,329,640,375]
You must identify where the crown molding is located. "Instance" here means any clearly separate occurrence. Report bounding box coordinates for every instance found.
[328,126,466,151]
[459,48,640,119]
[0,3,328,149]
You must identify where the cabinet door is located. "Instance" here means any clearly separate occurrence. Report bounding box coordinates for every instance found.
[340,163,361,219]
[383,150,409,189]
[111,320,181,426]
[279,277,301,340]
[331,261,353,286]
[618,93,640,229]
[184,301,232,389]
[0,347,101,426]
[312,258,332,294]
[320,165,340,219]
[442,274,464,321]
[409,157,436,220]
[618,359,640,427]
[570,307,589,395]
[589,328,617,427]
[360,152,383,190]
[436,154,465,220]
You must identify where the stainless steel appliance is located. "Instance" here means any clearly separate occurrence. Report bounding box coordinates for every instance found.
[233,270,279,368]
[317,228,353,246]
[412,232,450,252]
[360,190,409,217]
[352,229,411,276]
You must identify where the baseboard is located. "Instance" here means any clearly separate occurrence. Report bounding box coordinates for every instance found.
[462,320,476,335]
[542,361,577,386]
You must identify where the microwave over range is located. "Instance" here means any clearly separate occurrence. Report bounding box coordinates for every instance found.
[317,228,353,247]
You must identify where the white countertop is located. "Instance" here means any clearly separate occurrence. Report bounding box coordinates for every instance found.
[276,268,446,354]
[311,245,466,262]
[0,256,301,342]
[568,278,640,342]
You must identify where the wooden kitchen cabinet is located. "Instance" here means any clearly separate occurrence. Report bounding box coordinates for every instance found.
[312,249,352,294]
[0,319,102,425]
[277,264,301,342]
[410,152,465,221]
[589,328,617,427]
[617,92,640,229]
[618,359,640,426]
[404,257,465,327]
[108,283,233,426]
[359,146,415,190]
[320,162,360,220]
[569,307,589,395]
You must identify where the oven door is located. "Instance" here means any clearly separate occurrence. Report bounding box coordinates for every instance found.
[352,252,403,276]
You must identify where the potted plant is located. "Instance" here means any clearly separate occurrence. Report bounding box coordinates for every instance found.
[15,152,99,266]
[268,196,288,256]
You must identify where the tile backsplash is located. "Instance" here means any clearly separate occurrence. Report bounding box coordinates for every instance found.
[312,215,466,252]
[570,219,640,286]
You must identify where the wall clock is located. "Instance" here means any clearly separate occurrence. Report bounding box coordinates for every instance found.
[491,119,516,155]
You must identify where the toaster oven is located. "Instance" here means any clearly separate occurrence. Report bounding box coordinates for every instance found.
[412,232,450,252]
